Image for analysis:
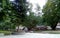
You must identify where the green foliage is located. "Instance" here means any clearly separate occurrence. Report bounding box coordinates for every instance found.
[42,0,60,30]
[23,12,43,29]
[0,0,46,31]
[23,12,37,28]
[0,0,16,30]
[22,4,43,29]
[11,0,28,25]
[0,0,28,30]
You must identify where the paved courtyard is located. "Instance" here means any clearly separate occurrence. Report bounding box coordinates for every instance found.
[0,33,60,38]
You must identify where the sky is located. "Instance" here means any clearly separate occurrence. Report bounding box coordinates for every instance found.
[27,0,47,16]
[10,0,47,16]
[27,0,47,9]
[10,0,47,9]
[10,0,14,1]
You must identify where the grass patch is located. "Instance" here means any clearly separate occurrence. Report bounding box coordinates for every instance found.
[42,31,60,34]
[33,30,60,34]
[0,30,12,35]
[33,31,42,33]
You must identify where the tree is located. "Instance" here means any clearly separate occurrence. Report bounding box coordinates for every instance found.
[22,4,43,30]
[10,0,29,31]
[42,0,60,30]
[0,0,28,30]
[23,12,38,30]
[0,0,17,30]
[11,0,28,24]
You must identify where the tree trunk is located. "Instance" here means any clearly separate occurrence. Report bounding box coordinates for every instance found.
[51,25,56,30]
[51,23,57,30]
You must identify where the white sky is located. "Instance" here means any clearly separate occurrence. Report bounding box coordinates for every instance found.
[10,0,14,1]
[10,0,47,9]
[27,0,47,9]
[10,0,47,16]
[27,0,47,16]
